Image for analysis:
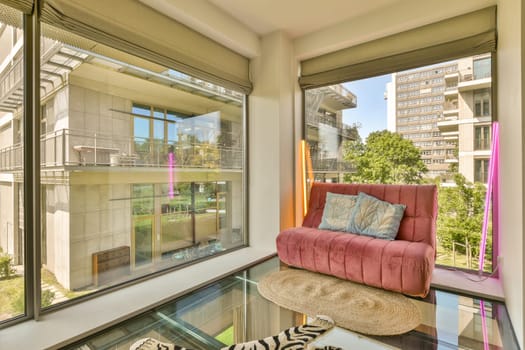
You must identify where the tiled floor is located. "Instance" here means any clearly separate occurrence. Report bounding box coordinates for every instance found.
[63,257,519,350]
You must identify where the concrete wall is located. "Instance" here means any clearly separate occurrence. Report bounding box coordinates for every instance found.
[497,0,524,347]
[249,31,296,251]
[68,183,131,289]
[0,183,13,256]
[44,184,71,289]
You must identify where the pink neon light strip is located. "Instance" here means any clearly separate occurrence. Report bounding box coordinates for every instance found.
[168,152,174,199]
[480,300,490,350]
[479,122,499,272]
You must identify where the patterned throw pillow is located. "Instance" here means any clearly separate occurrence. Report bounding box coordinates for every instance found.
[346,192,406,240]
[318,192,358,231]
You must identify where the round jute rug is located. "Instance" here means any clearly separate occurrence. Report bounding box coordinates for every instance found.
[257,269,421,336]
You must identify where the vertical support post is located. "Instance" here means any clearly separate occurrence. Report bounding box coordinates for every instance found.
[191,182,196,244]
[23,0,41,321]
[452,243,456,267]
[62,129,66,166]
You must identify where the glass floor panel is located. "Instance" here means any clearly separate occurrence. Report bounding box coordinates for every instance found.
[62,257,519,350]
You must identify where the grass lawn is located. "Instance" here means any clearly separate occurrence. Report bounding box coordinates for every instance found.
[436,243,492,272]
[0,268,93,321]
[215,326,234,346]
[0,275,24,319]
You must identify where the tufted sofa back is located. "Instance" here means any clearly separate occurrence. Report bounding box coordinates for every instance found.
[302,182,438,249]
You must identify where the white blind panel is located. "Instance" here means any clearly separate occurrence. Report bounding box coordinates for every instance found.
[0,0,33,14]
[42,0,252,94]
[300,6,496,89]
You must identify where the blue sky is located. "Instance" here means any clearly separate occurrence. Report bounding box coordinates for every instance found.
[343,74,391,141]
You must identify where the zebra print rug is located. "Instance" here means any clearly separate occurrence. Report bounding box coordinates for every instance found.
[257,268,421,336]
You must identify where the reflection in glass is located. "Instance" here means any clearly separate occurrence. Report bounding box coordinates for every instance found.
[133,217,154,267]
[18,19,247,309]
[62,258,519,350]
[0,5,25,323]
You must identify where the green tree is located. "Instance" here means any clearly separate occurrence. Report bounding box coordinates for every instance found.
[343,130,427,184]
[437,174,489,258]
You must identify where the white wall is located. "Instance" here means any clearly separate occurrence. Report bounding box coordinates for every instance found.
[497,0,524,347]
[248,31,296,250]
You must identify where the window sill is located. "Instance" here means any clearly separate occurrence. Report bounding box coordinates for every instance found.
[431,266,504,301]
[0,247,276,349]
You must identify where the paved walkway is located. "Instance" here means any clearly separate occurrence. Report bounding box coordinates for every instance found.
[14,265,68,304]
[41,282,68,304]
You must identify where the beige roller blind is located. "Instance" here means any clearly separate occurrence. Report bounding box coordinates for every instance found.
[0,0,33,14]
[42,0,252,94]
[300,6,496,89]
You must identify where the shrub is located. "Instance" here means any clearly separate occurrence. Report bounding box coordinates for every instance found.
[0,252,15,279]
[41,289,55,308]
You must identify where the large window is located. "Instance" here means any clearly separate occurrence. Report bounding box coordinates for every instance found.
[0,3,247,325]
[0,7,24,324]
[304,54,494,272]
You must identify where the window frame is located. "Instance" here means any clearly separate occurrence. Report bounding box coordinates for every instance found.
[0,4,249,329]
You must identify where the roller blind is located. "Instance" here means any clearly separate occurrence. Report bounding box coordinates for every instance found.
[299,6,496,89]
[0,0,33,14]
[41,0,252,94]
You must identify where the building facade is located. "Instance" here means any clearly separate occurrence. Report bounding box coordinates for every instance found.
[305,84,359,183]
[387,54,492,183]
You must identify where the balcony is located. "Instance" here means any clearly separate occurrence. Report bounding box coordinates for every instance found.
[318,85,357,110]
[444,154,459,163]
[444,72,459,81]
[0,129,243,172]
[441,131,459,140]
[458,71,492,91]
[437,116,459,132]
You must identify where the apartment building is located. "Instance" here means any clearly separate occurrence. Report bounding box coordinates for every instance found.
[388,55,492,183]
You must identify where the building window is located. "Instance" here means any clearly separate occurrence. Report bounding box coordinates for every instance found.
[473,57,491,80]
[475,125,491,150]
[475,159,489,183]
[474,89,491,117]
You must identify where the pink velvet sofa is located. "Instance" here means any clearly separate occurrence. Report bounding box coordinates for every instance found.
[276,182,438,297]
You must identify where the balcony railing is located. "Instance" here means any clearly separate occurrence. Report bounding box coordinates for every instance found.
[310,157,355,173]
[0,129,243,171]
[443,101,458,111]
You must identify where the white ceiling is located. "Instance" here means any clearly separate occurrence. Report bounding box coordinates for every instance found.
[140,0,496,59]
[205,0,404,38]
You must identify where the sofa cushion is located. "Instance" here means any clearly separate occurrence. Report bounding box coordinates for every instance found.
[347,192,406,240]
[318,192,358,231]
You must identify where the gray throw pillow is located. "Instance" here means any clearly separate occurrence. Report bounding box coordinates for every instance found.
[318,192,358,231]
[346,192,406,240]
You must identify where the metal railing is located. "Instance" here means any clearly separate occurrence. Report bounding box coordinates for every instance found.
[310,157,355,172]
[0,129,243,171]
